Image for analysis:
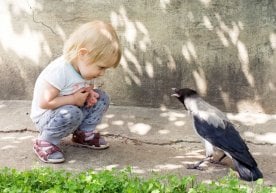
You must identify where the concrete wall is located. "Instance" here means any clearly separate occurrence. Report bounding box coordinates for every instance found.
[0,0,275,113]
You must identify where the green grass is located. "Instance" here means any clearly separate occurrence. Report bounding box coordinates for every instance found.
[0,167,275,193]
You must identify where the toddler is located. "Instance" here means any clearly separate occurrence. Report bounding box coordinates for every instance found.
[30,20,121,163]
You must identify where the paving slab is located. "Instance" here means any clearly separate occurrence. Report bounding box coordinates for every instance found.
[0,100,275,185]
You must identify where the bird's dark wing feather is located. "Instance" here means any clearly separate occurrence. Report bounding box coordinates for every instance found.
[193,115,257,168]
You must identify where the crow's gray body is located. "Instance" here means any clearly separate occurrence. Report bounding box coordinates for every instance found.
[184,96,227,157]
[172,88,263,181]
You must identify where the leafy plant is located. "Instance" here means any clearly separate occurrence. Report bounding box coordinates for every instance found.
[0,167,274,193]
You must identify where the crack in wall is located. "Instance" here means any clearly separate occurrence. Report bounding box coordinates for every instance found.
[26,1,57,35]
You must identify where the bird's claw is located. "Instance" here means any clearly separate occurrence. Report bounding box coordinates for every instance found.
[187,164,204,171]
[209,159,225,166]
[209,159,218,164]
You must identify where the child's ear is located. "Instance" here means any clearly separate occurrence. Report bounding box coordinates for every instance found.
[78,48,89,57]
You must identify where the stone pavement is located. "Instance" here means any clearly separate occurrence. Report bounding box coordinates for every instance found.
[0,100,275,185]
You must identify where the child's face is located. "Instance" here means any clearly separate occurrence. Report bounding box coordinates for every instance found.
[77,53,115,80]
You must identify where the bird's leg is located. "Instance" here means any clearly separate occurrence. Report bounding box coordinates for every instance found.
[218,153,226,162]
[209,153,226,165]
[187,155,212,170]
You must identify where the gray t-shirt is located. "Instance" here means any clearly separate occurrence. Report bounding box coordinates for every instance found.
[30,56,88,122]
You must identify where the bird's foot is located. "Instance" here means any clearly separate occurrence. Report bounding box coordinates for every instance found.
[209,159,225,166]
[187,164,204,171]
[209,154,227,166]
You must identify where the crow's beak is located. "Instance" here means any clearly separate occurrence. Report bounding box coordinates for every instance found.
[171,88,180,97]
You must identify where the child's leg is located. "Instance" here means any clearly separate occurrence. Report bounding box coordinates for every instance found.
[36,105,83,145]
[33,105,83,163]
[78,89,110,131]
[72,89,110,149]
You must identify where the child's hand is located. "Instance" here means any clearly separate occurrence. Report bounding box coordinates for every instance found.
[73,87,90,107]
[85,89,100,107]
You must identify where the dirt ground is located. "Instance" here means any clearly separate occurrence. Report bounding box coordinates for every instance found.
[0,101,275,186]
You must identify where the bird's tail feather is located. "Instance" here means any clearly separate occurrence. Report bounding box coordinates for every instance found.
[232,159,263,181]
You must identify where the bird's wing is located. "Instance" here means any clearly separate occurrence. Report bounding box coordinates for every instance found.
[193,115,257,168]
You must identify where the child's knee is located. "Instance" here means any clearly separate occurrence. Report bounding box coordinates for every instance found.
[59,105,83,126]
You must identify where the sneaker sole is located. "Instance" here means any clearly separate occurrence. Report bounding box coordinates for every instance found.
[33,147,65,163]
[71,142,110,150]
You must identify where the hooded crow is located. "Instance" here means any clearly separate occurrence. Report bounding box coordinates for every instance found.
[172,87,263,181]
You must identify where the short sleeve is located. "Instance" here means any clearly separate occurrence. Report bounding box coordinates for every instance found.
[41,62,66,91]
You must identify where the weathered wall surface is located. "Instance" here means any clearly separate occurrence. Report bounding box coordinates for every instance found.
[0,0,275,113]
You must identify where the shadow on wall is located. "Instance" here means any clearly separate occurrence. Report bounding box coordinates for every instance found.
[0,0,275,113]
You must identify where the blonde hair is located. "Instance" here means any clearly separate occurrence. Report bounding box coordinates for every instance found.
[63,20,121,68]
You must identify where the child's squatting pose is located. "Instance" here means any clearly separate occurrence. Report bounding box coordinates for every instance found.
[30,20,121,163]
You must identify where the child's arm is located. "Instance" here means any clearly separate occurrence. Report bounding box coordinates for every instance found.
[38,80,90,110]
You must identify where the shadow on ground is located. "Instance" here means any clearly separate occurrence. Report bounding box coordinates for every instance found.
[0,101,275,185]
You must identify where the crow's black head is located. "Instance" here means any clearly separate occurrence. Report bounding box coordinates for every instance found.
[171,88,198,110]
